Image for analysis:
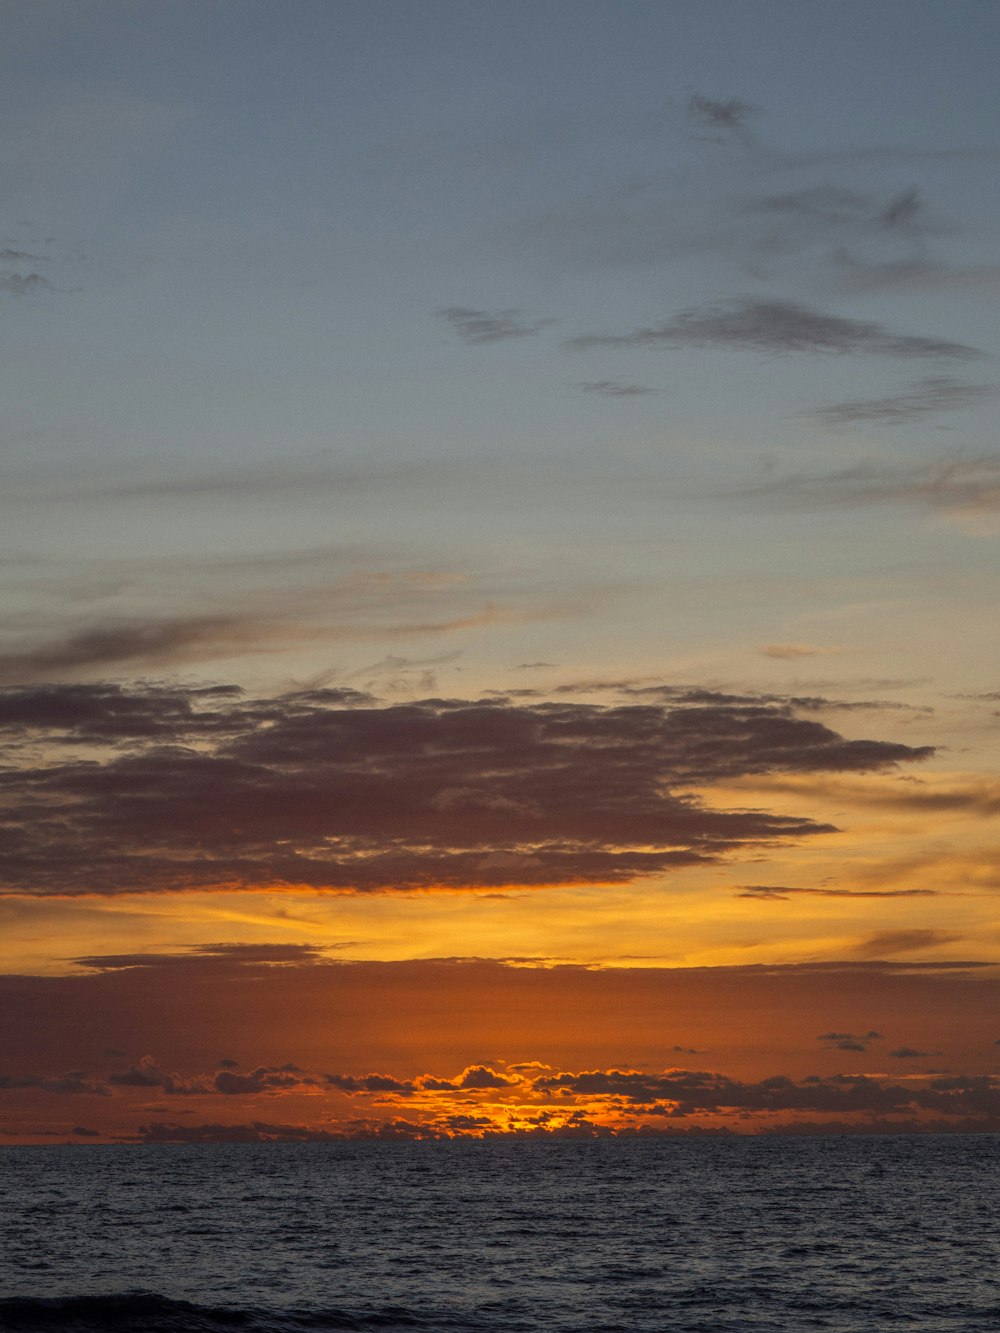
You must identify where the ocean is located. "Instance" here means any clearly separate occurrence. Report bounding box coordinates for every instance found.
[1,1136,998,1332]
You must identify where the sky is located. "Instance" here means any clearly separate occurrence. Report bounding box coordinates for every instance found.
[2,0,1000,1142]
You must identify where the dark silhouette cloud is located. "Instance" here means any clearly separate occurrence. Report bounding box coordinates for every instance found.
[808,376,993,427]
[0,683,932,896]
[437,306,556,343]
[567,299,983,360]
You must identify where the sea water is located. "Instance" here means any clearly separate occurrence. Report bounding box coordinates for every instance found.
[2,1136,999,1331]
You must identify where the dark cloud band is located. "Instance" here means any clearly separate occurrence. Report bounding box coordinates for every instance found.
[0,682,932,896]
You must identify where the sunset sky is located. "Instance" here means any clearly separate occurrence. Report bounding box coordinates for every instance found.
[2,0,1000,1142]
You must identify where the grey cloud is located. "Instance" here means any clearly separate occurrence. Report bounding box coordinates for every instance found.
[808,376,993,427]
[0,682,932,896]
[890,1047,939,1059]
[437,306,556,344]
[567,299,983,360]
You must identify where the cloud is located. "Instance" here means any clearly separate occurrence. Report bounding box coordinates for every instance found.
[0,272,50,297]
[0,594,525,683]
[0,616,273,682]
[214,1065,314,1096]
[0,683,932,896]
[817,1030,883,1052]
[737,884,937,901]
[758,643,837,660]
[0,1071,109,1096]
[808,376,993,427]
[745,454,1000,519]
[437,306,556,343]
[832,251,1000,294]
[75,943,333,970]
[575,380,654,397]
[889,1047,939,1059]
[567,299,983,360]
[853,930,961,960]
[687,94,759,137]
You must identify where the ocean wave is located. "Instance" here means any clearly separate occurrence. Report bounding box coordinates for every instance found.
[0,1293,480,1333]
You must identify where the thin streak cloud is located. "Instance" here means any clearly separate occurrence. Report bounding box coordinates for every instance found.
[567,299,983,360]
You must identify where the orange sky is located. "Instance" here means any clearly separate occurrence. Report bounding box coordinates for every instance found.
[2,4,1000,1146]
[3,949,999,1143]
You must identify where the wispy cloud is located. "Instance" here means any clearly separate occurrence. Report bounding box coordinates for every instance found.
[437,306,556,344]
[808,376,993,427]
[738,884,938,901]
[567,299,982,359]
